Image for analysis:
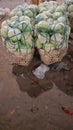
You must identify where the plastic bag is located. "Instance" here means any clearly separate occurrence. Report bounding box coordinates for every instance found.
[32,64,50,79]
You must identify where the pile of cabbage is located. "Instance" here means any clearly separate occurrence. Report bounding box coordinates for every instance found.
[1,4,38,54]
[1,1,71,55]
[35,1,70,52]
[64,0,73,18]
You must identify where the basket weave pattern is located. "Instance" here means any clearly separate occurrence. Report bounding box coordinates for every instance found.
[39,46,68,65]
[11,48,34,66]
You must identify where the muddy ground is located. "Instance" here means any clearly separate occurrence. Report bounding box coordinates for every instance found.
[12,41,73,97]
[0,0,73,130]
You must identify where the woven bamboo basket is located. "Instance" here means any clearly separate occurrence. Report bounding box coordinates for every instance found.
[11,48,34,66]
[38,45,68,65]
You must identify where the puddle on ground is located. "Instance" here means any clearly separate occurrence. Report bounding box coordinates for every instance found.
[12,43,73,97]
[12,52,53,98]
[12,64,53,98]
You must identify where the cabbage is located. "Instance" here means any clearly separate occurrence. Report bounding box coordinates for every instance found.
[44,44,54,52]
[51,22,66,34]
[68,4,73,12]
[10,16,19,21]
[2,17,18,29]
[50,33,67,49]
[21,36,33,46]
[35,13,48,24]
[19,45,28,54]
[39,7,47,13]
[16,10,23,16]
[64,0,73,19]
[24,9,33,18]
[68,12,73,17]
[47,18,54,25]
[50,33,63,45]
[19,16,31,22]
[37,32,49,44]
[22,31,33,39]
[5,40,33,54]
[35,21,50,32]
[10,21,18,28]
[38,1,57,13]
[42,11,53,18]
[8,28,21,42]
[35,41,43,49]
[36,32,50,50]
[28,5,38,16]
[20,45,32,54]
[10,16,19,27]
[5,41,19,52]
[1,26,10,38]
[64,0,73,6]
[57,16,67,23]
[55,5,66,12]
[47,7,56,13]
[53,12,63,19]
[17,21,32,32]
[22,32,32,39]
[39,1,58,8]
[9,4,29,17]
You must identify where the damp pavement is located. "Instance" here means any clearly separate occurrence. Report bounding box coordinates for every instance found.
[0,0,73,130]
